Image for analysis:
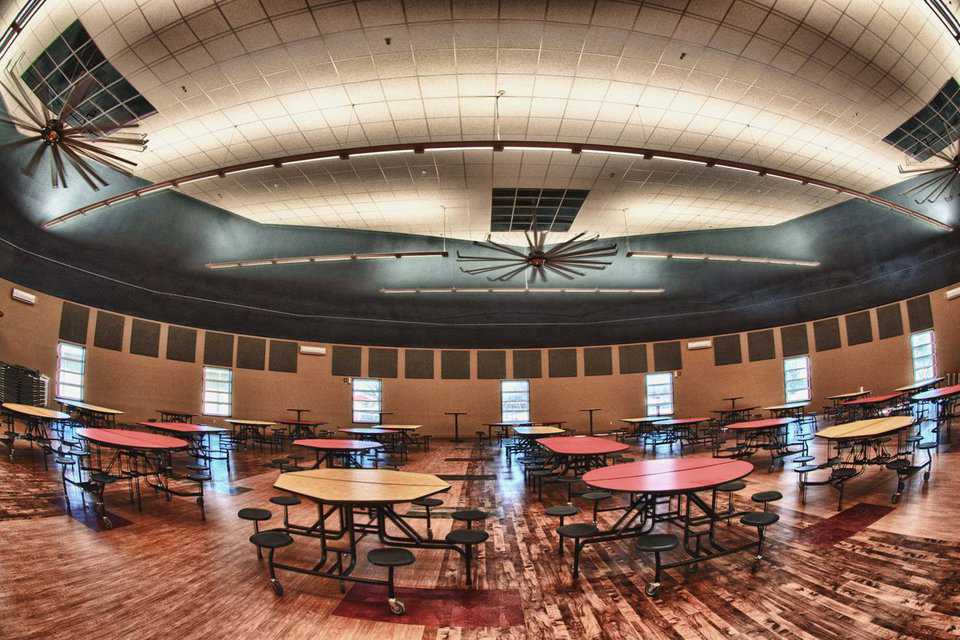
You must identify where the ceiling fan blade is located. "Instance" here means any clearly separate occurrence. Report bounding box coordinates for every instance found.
[68,139,138,167]
[489,263,531,282]
[546,235,603,257]
[455,255,525,262]
[21,142,46,178]
[903,171,952,195]
[0,115,42,131]
[551,245,619,259]
[543,264,578,280]
[51,144,68,188]
[59,75,97,122]
[0,78,45,128]
[0,135,42,151]
[543,232,587,256]
[460,263,525,275]
[475,237,528,259]
[897,165,947,174]
[61,144,106,190]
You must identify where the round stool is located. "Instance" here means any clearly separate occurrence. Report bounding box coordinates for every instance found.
[411,496,443,539]
[269,494,301,527]
[249,530,294,596]
[451,509,489,529]
[238,508,273,559]
[557,523,599,578]
[368,548,416,615]
[636,533,679,597]
[445,529,489,588]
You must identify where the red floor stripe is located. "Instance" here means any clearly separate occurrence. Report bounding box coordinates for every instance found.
[333,584,524,627]
[800,502,894,546]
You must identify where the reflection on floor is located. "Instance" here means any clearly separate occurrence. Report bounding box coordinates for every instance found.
[1,424,958,640]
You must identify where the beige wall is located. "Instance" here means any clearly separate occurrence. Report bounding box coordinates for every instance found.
[1,276,957,437]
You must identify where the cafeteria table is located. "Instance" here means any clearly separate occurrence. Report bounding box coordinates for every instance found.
[763,401,809,418]
[799,416,919,510]
[157,409,195,423]
[619,416,673,444]
[270,468,464,611]
[56,398,123,426]
[293,438,383,468]
[1,403,71,460]
[711,406,759,425]
[717,417,800,470]
[225,418,278,450]
[444,411,467,442]
[651,417,715,451]
[275,419,328,439]
[141,421,231,467]
[510,425,565,459]
[826,390,871,406]
[575,457,760,594]
[537,435,629,475]
[286,408,311,423]
[76,427,199,525]
[486,421,565,444]
[896,377,946,394]
[841,392,904,419]
[721,396,743,410]
[340,427,405,462]
[912,383,960,442]
[579,408,603,435]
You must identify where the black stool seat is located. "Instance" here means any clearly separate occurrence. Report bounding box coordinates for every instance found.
[792,455,815,463]
[270,458,287,466]
[451,509,489,523]
[741,512,779,527]
[238,507,272,522]
[796,464,819,473]
[581,491,611,501]
[885,459,910,470]
[446,529,489,545]
[557,523,599,538]
[751,491,783,503]
[832,467,858,479]
[412,497,443,507]
[545,505,579,517]
[368,547,416,567]
[270,495,301,506]
[186,463,208,471]
[90,472,118,484]
[636,533,679,553]
[917,442,938,450]
[250,530,294,549]
[188,473,211,482]
[906,435,922,442]
[54,457,76,465]
[716,480,746,492]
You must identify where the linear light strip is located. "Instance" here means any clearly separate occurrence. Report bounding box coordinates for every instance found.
[41,140,953,232]
[627,251,820,267]
[380,287,665,294]
[206,251,448,269]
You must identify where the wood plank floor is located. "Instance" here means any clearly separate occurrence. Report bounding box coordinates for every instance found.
[1,424,958,640]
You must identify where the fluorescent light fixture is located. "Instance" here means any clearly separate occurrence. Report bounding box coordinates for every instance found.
[426,145,493,152]
[348,149,414,158]
[762,172,802,182]
[299,345,327,356]
[176,174,220,185]
[11,288,36,305]
[206,251,448,269]
[712,163,759,174]
[627,251,819,267]
[687,340,712,350]
[503,145,560,152]
[380,287,664,294]
[582,149,645,158]
[282,155,337,166]
[224,165,269,176]
[947,286,960,300]
[659,156,709,166]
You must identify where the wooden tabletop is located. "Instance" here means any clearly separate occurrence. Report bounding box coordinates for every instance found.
[826,390,871,400]
[584,458,754,495]
[763,401,810,411]
[56,398,124,415]
[2,403,70,420]
[712,406,759,414]
[895,377,946,392]
[141,422,229,434]
[513,425,565,436]
[225,418,277,426]
[376,424,422,431]
[619,416,669,424]
[816,416,914,441]
[274,468,450,505]
[77,428,189,450]
[912,383,960,401]
[842,392,902,406]
[652,417,711,426]
[724,417,795,431]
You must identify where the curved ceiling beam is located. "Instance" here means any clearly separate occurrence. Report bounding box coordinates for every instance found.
[41,140,953,232]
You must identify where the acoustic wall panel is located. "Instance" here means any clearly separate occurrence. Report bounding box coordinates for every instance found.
[59,302,89,344]
[713,334,742,366]
[618,344,647,374]
[93,311,124,351]
[584,347,612,376]
[844,311,873,346]
[780,324,808,357]
[166,325,196,362]
[477,351,506,379]
[204,332,235,367]
[813,318,841,352]
[332,346,361,376]
[440,350,470,379]
[404,350,434,379]
[513,350,542,378]
[653,342,682,371]
[747,330,776,362]
[906,295,934,332]
[237,336,266,370]
[876,303,904,339]
[548,349,577,377]
[131,319,161,358]
[369,348,398,378]
[268,340,298,373]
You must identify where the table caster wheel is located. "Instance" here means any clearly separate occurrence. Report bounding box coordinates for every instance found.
[101,517,113,529]
[388,598,405,615]
[271,579,283,597]
[923,472,930,482]
[891,494,899,504]
[644,583,660,598]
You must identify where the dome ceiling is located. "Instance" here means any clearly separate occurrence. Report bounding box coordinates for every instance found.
[2,0,958,240]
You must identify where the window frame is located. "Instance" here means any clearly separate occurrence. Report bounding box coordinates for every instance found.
[645,372,674,416]
[56,341,85,401]
[202,366,233,417]
[500,379,531,423]
[352,377,383,424]
[783,355,811,403]
[910,329,936,382]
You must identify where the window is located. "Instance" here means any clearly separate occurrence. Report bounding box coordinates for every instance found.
[645,373,673,416]
[784,356,811,402]
[911,330,936,382]
[352,378,382,423]
[501,380,530,422]
[203,366,232,417]
[56,342,85,401]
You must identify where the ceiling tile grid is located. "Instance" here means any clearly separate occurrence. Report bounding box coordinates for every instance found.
[2,0,957,238]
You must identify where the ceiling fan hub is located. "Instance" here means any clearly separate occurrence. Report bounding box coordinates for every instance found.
[41,121,63,145]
